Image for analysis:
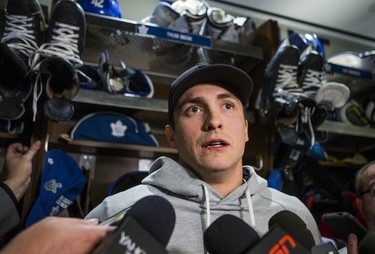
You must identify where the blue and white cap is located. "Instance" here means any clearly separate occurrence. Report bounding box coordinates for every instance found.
[78,0,122,18]
[25,150,86,227]
[70,112,159,147]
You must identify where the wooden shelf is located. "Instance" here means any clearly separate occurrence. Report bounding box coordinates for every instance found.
[0,132,22,139]
[318,120,375,139]
[0,132,30,146]
[82,13,263,80]
[45,118,176,160]
[47,139,177,159]
[73,89,168,113]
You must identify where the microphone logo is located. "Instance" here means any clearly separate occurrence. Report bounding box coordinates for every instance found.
[119,231,147,254]
[269,235,296,254]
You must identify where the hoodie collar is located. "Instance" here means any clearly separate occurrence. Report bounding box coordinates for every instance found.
[143,157,267,202]
[143,157,268,229]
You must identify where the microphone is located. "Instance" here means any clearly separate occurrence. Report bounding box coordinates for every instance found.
[246,224,310,254]
[268,210,316,249]
[204,214,309,254]
[359,231,375,254]
[92,195,176,254]
[204,214,260,254]
[269,210,338,254]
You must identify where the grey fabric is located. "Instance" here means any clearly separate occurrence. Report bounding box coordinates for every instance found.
[86,156,322,253]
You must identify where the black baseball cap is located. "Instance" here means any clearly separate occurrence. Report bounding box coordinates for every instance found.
[168,62,254,124]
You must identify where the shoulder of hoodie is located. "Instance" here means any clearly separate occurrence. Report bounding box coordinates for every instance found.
[255,186,322,243]
[86,184,156,221]
[257,183,308,211]
[246,168,310,213]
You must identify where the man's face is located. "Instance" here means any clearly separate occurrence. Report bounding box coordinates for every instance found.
[165,83,249,179]
[358,164,375,231]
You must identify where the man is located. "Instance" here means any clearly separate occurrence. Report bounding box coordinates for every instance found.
[86,63,321,252]
[354,161,375,231]
[345,161,375,254]
[0,141,41,236]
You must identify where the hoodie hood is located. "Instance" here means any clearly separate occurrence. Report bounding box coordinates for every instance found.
[86,156,323,252]
[144,156,267,202]
[143,156,268,228]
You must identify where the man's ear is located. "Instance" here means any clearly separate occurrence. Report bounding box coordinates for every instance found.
[165,125,176,147]
[245,119,249,142]
[356,197,364,215]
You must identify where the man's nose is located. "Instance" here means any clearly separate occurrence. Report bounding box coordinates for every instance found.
[204,109,223,131]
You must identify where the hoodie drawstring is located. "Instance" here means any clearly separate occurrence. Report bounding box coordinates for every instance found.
[203,184,211,229]
[245,186,256,227]
[202,183,256,229]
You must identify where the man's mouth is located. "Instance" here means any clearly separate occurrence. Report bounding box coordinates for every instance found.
[203,140,228,148]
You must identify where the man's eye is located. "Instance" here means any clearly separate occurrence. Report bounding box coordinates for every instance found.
[224,103,233,110]
[187,106,201,114]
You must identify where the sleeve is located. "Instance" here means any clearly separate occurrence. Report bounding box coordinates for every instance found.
[0,183,20,236]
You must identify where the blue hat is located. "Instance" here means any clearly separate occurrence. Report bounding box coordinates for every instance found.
[25,150,86,227]
[78,0,122,18]
[70,112,159,146]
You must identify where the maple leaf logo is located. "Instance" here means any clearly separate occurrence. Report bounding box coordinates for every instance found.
[138,24,149,35]
[111,120,127,137]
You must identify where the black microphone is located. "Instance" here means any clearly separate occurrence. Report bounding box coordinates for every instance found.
[268,210,316,249]
[269,210,339,254]
[204,214,260,254]
[92,195,176,254]
[246,224,310,254]
[359,231,375,254]
[204,214,309,254]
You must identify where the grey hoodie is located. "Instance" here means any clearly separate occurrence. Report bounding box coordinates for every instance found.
[86,156,321,253]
